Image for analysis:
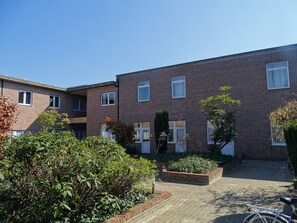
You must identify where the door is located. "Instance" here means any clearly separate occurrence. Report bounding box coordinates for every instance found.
[141,128,150,153]
[175,127,186,153]
[221,141,234,156]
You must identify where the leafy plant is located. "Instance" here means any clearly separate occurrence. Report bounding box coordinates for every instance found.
[200,86,240,154]
[154,110,169,153]
[0,132,155,222]
[167,155,218,174]
[270,99,297,125]
[284,120,297,177]
[0,97,17,147]
[37,108,70,132]
[105,117,134,147]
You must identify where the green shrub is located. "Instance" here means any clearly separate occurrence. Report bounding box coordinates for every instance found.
[167,156,218,174]
[284,120,297,177]
[0,132,155,223]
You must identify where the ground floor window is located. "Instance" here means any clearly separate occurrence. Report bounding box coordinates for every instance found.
[134,122,150,143]
[271,122,286,146]
[11,130,29,137]
[168,121,186,153]
[74,130,86,140]
[100,124,115,141]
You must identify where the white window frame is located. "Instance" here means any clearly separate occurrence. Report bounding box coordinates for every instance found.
[266,61,290,90]
[49,95,60,109]
[18,90,32,106]
[137,81,150,102]
[171,76,186,99]
[101,92,115,106]
[270,122,286,146]
[73,99,86,112]
[168,121,186,144]
[134,122,150,143]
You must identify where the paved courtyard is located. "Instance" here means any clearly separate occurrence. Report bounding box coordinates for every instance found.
[130,160,295,223]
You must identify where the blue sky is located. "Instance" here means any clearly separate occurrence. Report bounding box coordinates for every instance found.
[0,0,296,87]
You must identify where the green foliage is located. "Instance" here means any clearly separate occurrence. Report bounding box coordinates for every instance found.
[270,99,297,125]
[105,117,134,147]
[0,132,155,222]
[154,110,169,153]
[284,120,297,177]
[200,86,240,154]
[167,155,218,174]
[37,108,70,132]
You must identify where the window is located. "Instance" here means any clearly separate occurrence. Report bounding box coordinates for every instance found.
[101,92,115,106]
[168,121,186,143]
[138,81,150,102]
[11,130,29,137]
[271,123,286,146]
[73,99,86,111]
[172,76,186,98]
[100,124,115,141]
[266,61,290,90]
[134,122,150,143]
[49,96,60,108]
[18,91,32,105]
[74,130,86,140]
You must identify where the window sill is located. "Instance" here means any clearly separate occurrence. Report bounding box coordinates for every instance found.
[18,103,32,106]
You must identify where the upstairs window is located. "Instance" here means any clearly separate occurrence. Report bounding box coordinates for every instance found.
[266,61,289,90]
[73,99,86,111]
[18,91,32,105]
[49,95,60,108]
[271,122,286,146]
[138,81,150,102]
[101,92,115,106]
[172,76,186,98]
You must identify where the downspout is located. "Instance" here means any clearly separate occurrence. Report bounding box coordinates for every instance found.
[116,77,119,120]
[0,79,3,97]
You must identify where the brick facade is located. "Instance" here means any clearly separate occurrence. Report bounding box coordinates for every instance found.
[2,44,297,159]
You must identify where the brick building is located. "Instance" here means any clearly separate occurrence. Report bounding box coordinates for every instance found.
[1,43,297,159]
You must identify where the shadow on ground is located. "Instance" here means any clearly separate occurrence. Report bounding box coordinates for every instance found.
[223,160,293,182]
[213,213,249,223]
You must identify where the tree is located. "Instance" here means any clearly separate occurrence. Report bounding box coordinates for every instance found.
[0,97,17,149]
[154,110,169,153]
[37,109,70,132]
[270,99,297,125]
[200,86,240,154]
[105,117,134,147]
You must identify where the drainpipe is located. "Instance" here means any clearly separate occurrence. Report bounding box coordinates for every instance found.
[116,77,119,120]
[0,79,3,97]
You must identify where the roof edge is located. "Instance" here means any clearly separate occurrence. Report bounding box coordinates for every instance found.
[66,81,117,92]
[117,43,297,77]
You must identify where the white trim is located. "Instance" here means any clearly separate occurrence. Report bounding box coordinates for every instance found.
[18,90,32,106]
[171,76,186,99]
[49,95,60,109]
[137,81,150,102]
[266,61,290,90]
[101,92,115,106]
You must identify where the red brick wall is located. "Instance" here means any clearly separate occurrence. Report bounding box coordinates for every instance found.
[86,85,118,136]
[118,46,297,159]
[2,81,85,132]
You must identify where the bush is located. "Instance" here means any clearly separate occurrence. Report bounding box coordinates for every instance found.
[167,156,218,174]
[0,132,155,223]
[284,120,297,177]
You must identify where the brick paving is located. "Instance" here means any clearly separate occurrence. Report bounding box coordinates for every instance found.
[133,160,295,223]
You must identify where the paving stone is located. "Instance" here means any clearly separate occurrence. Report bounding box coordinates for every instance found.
[142,160,294,223]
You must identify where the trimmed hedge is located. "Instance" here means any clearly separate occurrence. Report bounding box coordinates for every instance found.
[284,120,297,177]
[167,156,218,174]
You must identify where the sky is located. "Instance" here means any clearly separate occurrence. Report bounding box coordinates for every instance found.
[0,0,297,88]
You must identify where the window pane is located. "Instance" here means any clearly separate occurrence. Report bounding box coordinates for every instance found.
[73,99,79,110]
[109,92,115,104]
[134,130,141,141]
[272,125,286,145]
[268,69,288,89]
[80,100,86,111]
[102,94,108,105]
[138,81,149,87]
[18,92,24,103]
[168,129,174,142]
[267,61,287,69]
[143,130,150,141]
[25,92,31,104]
[55,97,60,108]
[173,82,185,97]
[176,128,185,144]
[139,86,149,101]
[49,96,54,107]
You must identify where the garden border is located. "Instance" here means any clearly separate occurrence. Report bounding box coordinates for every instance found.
[104,190,172,223]
[162,158,242,185]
